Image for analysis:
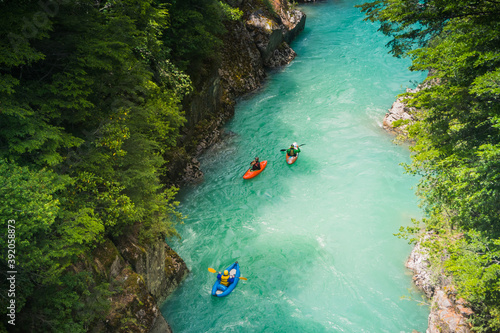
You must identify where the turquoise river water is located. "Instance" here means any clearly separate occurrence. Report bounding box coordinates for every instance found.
[161,1,429,332]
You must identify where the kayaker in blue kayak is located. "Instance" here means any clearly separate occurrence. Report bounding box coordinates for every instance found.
[217,270,235,291]
[250,157,261,170]
[286,143,300,157]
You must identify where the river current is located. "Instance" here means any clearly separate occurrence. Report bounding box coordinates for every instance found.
[161,0,429,332]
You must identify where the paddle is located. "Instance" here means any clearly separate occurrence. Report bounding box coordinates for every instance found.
[280,143,305,152]
[208,267,248,280]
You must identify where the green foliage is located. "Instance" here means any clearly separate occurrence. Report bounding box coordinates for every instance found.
[0,0,194,330]
[0,161,69,304]
[0,160,115,331]
[358,0,500,330]
[393,218,422,244]
[357,0,500,58]
[160,0,226,82]
[391,118,411,128]
[219,1,244,21]
[445,231,500,332]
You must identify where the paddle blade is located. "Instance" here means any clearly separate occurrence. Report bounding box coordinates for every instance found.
[208,267,217,273]
[238,277,248,280]
[280,149,286,151]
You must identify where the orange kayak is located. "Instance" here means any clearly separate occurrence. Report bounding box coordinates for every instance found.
[243,160,267,179]
[286,153,298,165]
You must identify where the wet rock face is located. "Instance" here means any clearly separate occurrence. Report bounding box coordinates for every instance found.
[265,43,297,67]
[246,10,284,64]
[278,8,307,44]
[116,236,189,305]
[90,237,187,333]
[245,4,306,68]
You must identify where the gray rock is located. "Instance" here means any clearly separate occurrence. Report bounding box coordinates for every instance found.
[149,313,172,333]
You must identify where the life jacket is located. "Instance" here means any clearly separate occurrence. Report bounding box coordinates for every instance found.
[289,148,296,156]
[220,274,230,286]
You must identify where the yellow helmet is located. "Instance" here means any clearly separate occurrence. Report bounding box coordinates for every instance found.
[224,270,229,276]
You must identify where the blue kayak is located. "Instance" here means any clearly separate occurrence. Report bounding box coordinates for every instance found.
[211,262,240,297]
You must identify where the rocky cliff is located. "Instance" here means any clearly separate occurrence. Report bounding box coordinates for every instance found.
[88,235,188,333]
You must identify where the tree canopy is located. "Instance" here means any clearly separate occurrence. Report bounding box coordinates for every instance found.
[358,0,500,330]
[0,0,237,330]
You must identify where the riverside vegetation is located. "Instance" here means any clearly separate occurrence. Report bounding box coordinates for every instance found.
[358,0,500,331]
[2,0,499,332]
[0,0,242,331]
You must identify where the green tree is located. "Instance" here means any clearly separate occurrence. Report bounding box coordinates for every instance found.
[358,0,500,330]
[0,160,107,333]
[445,231,500,331]
[160,0,227,83]
[357,0,500,57]
[0,0,189,330]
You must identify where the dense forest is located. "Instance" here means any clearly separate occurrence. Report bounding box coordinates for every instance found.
[2,0,499,331]
[0,0,241,331]
[357,0,500,331]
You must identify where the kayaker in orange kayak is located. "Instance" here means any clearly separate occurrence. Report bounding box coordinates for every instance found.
[243,158,267,179]
[250,157,261,170]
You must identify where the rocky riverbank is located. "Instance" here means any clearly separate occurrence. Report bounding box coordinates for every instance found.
[382,73,439,139]
[88,234,188,333]
[383,84,474,332]
[406,233,473,333]
[382,87,418,138]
